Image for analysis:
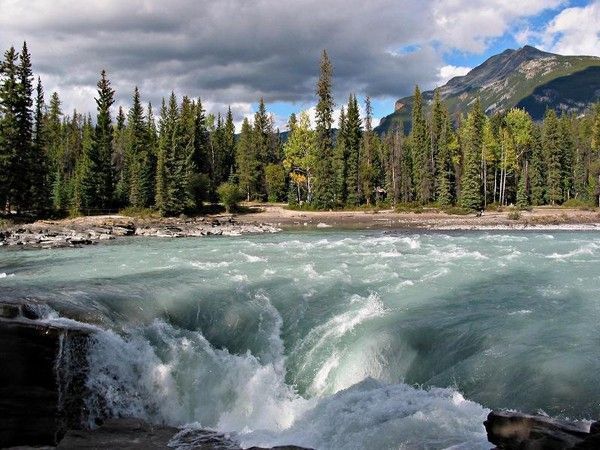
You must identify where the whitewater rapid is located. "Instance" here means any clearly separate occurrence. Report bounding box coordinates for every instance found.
[2,230,600,449]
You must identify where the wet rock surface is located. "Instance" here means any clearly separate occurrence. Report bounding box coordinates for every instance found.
[485,410,600,449]
[0,299,91,448]
[0,215,280,249]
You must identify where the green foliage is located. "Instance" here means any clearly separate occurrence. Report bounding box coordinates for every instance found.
[217,182,242,213]
[507,208,521,220]
[264,163,286,202]
[312,50,335,209]
[561,198,595,209]
[459,99,484,210]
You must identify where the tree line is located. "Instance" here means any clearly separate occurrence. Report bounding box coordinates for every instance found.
[2,43,600,218]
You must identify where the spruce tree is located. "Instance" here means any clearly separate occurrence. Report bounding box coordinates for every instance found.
[113,106,129,205]
[333,106,348,205]
[559,116,574,201]
[126,87,148,207]
[529,125,545,205]
[459,99,484,210]
[31,77,49,212]
[93,70,115,208]
[543,110,563,204]
[312,50,335,209]
[155,99,169,214]
[236,117,259,201]
[411,85,431,204]
[14,42,34,211]
[0,47,20,211]
[360,97,375,205]
[345,94,362,205]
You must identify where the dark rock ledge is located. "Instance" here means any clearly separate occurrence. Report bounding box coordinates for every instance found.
[485,410,600,449]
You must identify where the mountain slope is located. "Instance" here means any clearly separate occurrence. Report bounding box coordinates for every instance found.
[376,46,600,134]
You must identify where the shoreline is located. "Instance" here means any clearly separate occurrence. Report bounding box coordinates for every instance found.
[2,204,600,248]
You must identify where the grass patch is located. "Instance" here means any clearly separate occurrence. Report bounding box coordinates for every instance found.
[441,206,472,215]
[395,203,424,214]
[561,198,596,210]
[119,207,162,219]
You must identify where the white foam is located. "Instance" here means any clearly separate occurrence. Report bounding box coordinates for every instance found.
[546,243,598,260]
[240,252,267,263]
[239,378,490,450]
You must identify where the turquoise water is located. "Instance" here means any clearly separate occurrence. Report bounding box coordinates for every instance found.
[2,230,599,449]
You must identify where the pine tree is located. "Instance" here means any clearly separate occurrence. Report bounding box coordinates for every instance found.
[312,50,335,209]
[345,94,362,206]
[93,70,115,208]
[559,116,574,201]
[126,87,149,207]
[459,99,484,210]
[31,76,49,211]
[14,42,34,211]
[223,107,236,179]
[543,110,563,204]
[360,97,376,205]
[73,115,96,212]
[435,108,454,206]
[113,106,129,205]
[411,85,432,204]
[0,46,20,211]
[430,90,444,201]
[333,106,348,205]
[236,117,259,201]
[516,168,529,209]
[252,98,276,198]
[155,99,169,214]
[529,125,545,205]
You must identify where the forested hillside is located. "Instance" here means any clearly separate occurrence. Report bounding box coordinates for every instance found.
[1,43,600,217]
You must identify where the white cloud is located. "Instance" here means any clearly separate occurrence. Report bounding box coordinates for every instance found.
[540,1,600,56]
[437,65,472,85]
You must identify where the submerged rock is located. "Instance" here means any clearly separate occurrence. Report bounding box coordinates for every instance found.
[484,410,600,449]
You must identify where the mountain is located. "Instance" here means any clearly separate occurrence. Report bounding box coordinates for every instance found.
[376,45,600,134]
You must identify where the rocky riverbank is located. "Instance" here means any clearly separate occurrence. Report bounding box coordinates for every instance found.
[0,215,280,249]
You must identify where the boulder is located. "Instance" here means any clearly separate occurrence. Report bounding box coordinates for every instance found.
[485,410,600,449]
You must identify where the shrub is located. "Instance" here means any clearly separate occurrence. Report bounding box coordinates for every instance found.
[507,209,521,220]
[562,198,595,210]
[217,182,242,213]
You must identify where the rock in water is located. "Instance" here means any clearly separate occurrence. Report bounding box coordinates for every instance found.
[484,410,600,449]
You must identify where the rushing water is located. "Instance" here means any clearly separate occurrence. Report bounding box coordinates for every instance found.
[2,230,600,449]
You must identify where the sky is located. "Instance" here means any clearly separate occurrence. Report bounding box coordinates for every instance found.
[1,0,599,129]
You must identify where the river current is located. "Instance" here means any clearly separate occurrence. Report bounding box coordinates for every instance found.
[2,230,599,449]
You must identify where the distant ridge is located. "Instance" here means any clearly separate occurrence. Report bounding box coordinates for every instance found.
[376,46,600,134]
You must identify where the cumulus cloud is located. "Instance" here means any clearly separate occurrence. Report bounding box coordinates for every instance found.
[437,65,472,85]
[541,1,600,56]
[0,0,568,118]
